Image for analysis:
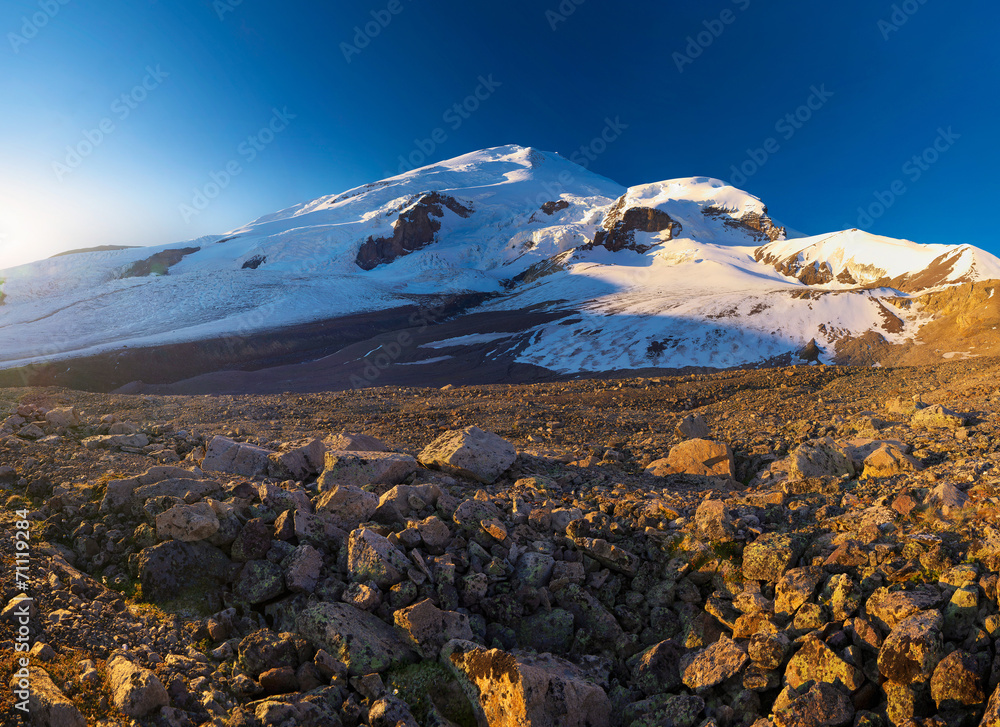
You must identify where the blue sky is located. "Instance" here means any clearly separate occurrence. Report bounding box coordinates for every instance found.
[0,0,997,268]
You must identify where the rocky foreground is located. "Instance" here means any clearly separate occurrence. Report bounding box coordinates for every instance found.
[3,359,1000,726]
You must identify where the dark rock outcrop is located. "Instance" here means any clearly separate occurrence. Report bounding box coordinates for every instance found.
[120,247,200,278]
[356,192,473,270]
[588,195,682,253]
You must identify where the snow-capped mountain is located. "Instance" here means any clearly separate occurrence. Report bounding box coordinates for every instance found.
[1,144,997,392]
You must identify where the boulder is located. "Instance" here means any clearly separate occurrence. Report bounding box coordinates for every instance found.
[238,629,300,677]
[136,540,233,601]
[443,639,611,727]
[930,650,984,708]
[774,567,823,619]
[316,485,380,528]
[317,451,418,491]
[771,682,854,727]
[681,634,749,689]
[267,438,326,480]
[866,586,941,631]
[373,483,443,524]
[743,532,807,582]
[980,684,1000,727]
[202,435,275,477]
[514,552,555,588]
[877,610,943,684]
[787,437,855,480]
[347,528,411,588]
[394,599,474,658]
[419,426,517,484]
[297,602,417,676]
[862,443,922,478]
[83,433,149,449]
[676,413,711,439]
[155,502,220,542]
[9,667,87,727]
[646,439,735,478]
[235,560,286,604]
[325,432,390,452]
[45,407,80,429]
[911,403,967,429]
[695,499,735,542]
[107,655,169,718]
[285,544,323,594]
[631,640,683,695]
[784,636,864,692]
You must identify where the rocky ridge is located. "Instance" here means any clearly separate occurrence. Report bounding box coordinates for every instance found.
[3,359,1000,726]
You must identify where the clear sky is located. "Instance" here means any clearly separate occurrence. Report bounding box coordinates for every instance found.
[1,0,997,269]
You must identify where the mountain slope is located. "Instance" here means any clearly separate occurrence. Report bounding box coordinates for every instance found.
[0,144,997,392]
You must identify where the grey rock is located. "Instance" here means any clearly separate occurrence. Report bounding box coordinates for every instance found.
[418,426,517,484]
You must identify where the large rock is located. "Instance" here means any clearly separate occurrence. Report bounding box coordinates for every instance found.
[202,435,275,477]
[155,502,220,542]
[771,682,854,727]
[911,403,967,429]
[442,639,611,727]
[82,432,150,449]
[9,666,87,727]
[743,532,807,582]
[862,443,922,478]
[317,451,418,491]
[101,466,206,512]
[45,407,81,429]
[235,560,286,604]
[787,437,855,480]
[646,439,735,478]
[676,413,710,439]
[784,636,864,692]
[296,602,417,676]
[419,426,516,484]
[774,567,823,619]
[695,499,734,542]
[325,432,390,452]
[373,483,443,524]
[930,650,984,708]
[394,599,474,658]
[107,655,169,718]
[631,640,683,695]
[136,540,233,601]
[877,610,943,684]
[347,528,411,588]
[267,439,326,480]
[980,684,1000,727]
[285,544,323,594]
[681,635,749,689]
[866,586,941,631]
[238,629,300,677]
[316,485,380,529]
